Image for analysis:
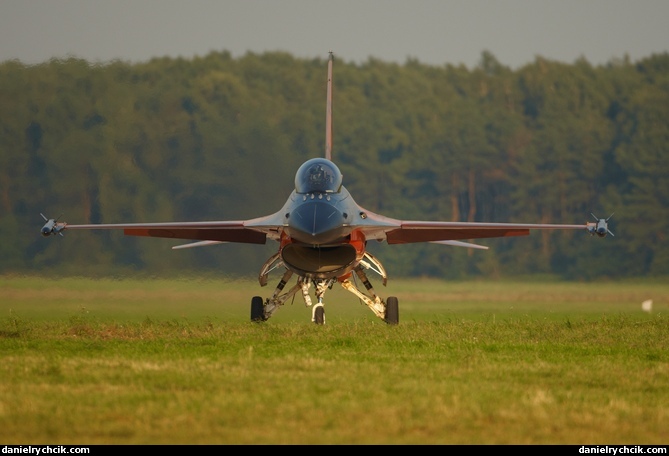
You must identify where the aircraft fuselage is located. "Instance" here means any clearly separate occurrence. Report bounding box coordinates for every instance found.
[280,185,366,279]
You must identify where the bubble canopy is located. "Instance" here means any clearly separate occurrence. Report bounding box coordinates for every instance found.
[294,158,343,194]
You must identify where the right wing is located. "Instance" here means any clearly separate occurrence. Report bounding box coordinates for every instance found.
[45,220,272,244]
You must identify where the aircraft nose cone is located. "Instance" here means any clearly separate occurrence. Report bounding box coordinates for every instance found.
[288,200,347,243]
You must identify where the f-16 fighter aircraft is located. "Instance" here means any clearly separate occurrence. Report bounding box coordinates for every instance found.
[41,52,613,325]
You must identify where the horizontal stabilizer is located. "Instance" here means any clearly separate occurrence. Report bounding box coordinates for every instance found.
[172,240,226,250]
[430,240,489,250]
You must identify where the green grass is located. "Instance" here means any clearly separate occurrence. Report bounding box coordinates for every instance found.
[0,275,667,444]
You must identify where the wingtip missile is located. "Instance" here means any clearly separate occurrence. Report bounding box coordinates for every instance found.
[588,213,614,238]
[40,213,65,237]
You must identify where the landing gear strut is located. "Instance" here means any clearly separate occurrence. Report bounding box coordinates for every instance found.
[251,251,399,325]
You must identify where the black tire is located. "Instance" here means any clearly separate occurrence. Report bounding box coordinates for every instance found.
[384,297,399,325]
[251,296,265,322]
[313,304,325,325]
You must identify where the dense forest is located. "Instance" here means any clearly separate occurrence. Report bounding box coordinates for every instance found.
[1,50,667,280]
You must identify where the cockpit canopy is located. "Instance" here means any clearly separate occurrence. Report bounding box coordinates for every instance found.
[294,158,343,194]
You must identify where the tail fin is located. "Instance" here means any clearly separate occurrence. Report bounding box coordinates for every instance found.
[325,51,333,161]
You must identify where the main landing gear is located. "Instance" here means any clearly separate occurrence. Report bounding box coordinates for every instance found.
[250,251,399,325]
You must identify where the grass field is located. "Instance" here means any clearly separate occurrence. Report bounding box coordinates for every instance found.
[1,275,667,444]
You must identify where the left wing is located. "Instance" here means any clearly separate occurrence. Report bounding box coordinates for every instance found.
[382,220,592,244]
[344,208,605,244]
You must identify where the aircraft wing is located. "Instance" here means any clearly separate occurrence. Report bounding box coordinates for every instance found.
[345,208,597,245]
[61,221,270,244]
[48,216,602,247]
[362,219,595,244]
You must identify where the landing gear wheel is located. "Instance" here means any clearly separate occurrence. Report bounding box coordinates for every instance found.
[384,296,399,325]
[313,304,325,325]
[251,296,265,322]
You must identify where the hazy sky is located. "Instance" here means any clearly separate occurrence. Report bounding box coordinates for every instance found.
[1,0,668,68]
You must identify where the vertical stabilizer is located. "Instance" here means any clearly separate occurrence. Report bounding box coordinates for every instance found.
[325,51,334,161]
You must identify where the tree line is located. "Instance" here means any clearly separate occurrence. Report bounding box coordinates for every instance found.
[1,50,667,279]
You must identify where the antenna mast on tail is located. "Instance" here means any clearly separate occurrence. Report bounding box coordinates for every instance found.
[325,51,334,161]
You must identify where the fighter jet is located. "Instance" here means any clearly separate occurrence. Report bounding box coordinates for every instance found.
[41,52,612,325]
